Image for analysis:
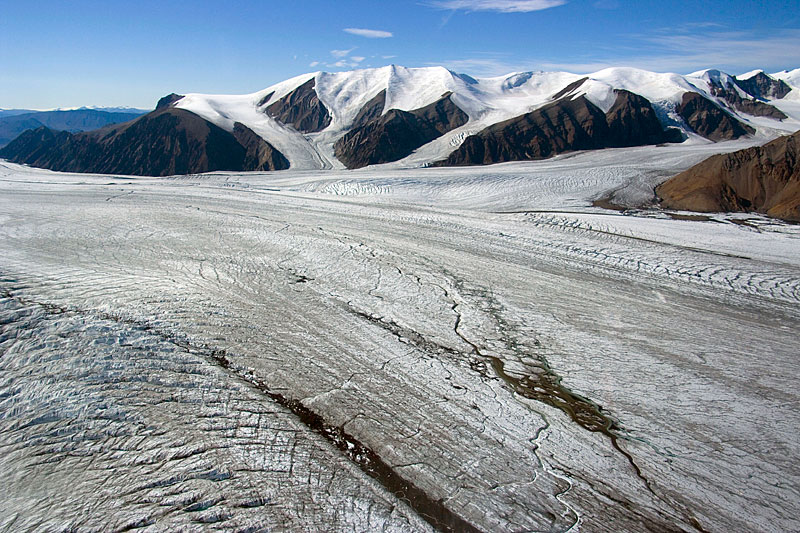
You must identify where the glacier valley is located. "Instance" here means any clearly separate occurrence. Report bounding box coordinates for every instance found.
[1,141,799,532]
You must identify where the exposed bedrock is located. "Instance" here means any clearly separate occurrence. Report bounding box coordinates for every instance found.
[722,91,787,120]
[436,90,681,167]
[233,122,290,171]
[734,72,792,100]
[264,79,331,133]
[0,107,290,176]
[657,129,800,221]
[707,82,787,120]
[605,90,685,146]
[676,92,755,141]
[334,92,469,169]
[156,93,185,110]
[550,76,589,100]
[351,89,388,128]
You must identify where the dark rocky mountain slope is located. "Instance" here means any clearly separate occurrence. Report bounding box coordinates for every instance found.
[4,66,796,175]
[264,79,331,133]
[734,72,792,100]
[675,92,755,141]
[676,92,755,141]
[335,92,468,169]
[156,94,185,110]
[0,107,288,176]
[656,130,800,221]
[436,90,681,166]
[705,78,787,120]
[232,122,290,171]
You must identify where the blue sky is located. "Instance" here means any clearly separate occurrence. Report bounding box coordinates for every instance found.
[1,0,799,109]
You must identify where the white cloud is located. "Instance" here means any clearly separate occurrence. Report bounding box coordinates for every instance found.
[326,58,369,69]
[543,28,800,74]
[431,27,800,78]
[309,61,320,67]
[636,29,800,73]
[428,0,566,12]
[331,47,356,58]
[344,28,393,38]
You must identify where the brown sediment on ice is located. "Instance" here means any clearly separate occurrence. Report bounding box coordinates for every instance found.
[0,287,482,533]
[592,197,627,211]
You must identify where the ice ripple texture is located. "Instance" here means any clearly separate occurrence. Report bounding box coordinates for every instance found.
[1,145,799,532]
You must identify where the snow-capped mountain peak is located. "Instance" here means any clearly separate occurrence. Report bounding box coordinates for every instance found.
[6,64,798,175]
[167,64,800,171]
[738,69,767,80]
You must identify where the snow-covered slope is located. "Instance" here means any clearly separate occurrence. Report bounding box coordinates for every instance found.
[126,65,800,170]
[772,68,800,109]
[773,68,800,88]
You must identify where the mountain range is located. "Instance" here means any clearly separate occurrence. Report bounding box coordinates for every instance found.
[0,108,148,147]
[1,66,799,178]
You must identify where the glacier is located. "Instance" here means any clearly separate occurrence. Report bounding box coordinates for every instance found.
[1,139,799,531]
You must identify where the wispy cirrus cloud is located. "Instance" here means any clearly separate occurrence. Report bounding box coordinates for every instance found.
[428,0,566,13]
[312,48,369,70]
[331,47,356,58]
[331,58,367,68]
[541,28,800,74]
[344,28,393,38]
[437,28,800,78]
[640,28,800,73]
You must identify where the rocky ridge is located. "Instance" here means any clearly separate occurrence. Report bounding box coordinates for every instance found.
[436,90,682,166]
[0,108,146,148]
[657,130,800,221]
[335,92,469,169]
[0,108,288,176]
[2,66,799,176]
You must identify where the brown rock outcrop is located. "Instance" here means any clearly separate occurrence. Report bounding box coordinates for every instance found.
[156,93,184,110]
[606,90,685,146]
[724,93,787,120]
[334,92,468,169]
[264,79,331,133]
[550,77,589,101]
[656,130,800,221]
[0,107,290,176]
[436,90,681,167]
[232,122,290,171]
[351,90,387,128]
[734,72,792,100]
[708,83,787,120]
[676,92,755,141]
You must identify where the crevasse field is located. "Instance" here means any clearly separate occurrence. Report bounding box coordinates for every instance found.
[1,141,798,532]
